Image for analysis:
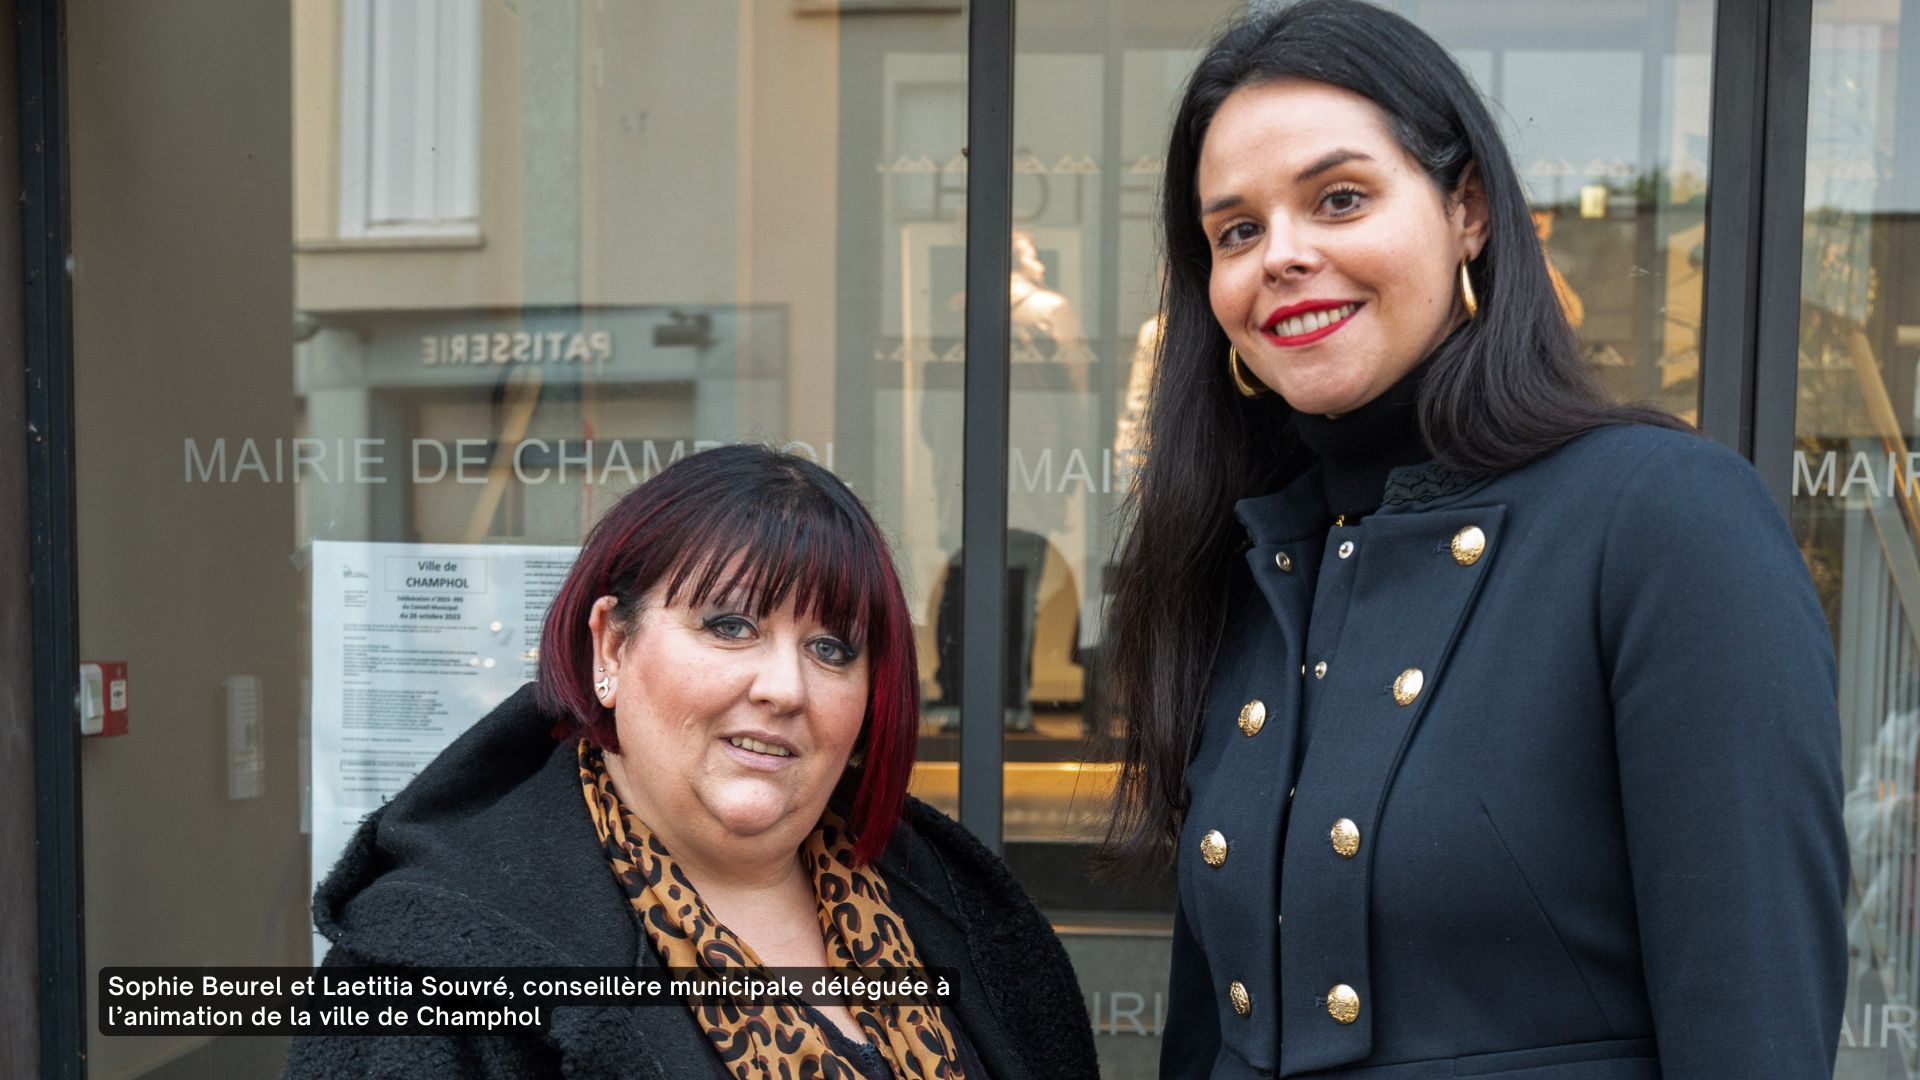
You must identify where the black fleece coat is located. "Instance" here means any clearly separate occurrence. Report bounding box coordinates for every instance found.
[283,685,1098,1080]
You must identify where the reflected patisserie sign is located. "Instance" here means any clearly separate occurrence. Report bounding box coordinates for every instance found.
[420,329,613,367]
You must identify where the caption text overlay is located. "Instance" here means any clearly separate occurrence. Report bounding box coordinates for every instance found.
[99,966,958,1037]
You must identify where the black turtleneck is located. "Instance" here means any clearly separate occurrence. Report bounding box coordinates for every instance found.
[1290,362,1432,521]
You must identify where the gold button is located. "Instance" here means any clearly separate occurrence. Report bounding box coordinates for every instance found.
[1337,540,1355,559]
[1200,829,1228,867]
[1392,667,1424,706]
[1237,699,1267,736]
[1330,818,1360,858]
[1451,525,1487,566]
[1313,660,1328,680]
[1275,551,1293,572]
[1327,984,1360,1024]
[1228,980,1250,1016]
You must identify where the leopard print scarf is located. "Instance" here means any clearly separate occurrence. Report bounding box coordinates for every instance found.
[578,742,966,1080]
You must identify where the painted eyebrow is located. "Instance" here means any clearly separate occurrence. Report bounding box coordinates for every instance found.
[1199,149,1377,220]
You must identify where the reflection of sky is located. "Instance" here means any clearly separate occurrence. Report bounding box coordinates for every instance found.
[945,40,1725,211]
[1503,52,1645,195]
[1803,21,1913,213]
[1414,2,1718,208]
[1457,49,1714,207]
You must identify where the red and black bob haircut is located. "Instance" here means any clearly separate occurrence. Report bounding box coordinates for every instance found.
[536,443,918,865]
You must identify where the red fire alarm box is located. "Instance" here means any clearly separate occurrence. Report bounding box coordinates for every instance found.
[79,661,129,736]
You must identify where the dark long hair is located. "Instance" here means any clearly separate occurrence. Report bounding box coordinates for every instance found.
[1101,0,1686,871]
[536,444,919,866]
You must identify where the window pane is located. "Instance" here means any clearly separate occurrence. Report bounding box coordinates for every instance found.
[71,1,965,1073]
[1416,1,1714,423]
[1000,8,1239,1076]
[1786,2,1920,1076]
[1003,3,1713,1074]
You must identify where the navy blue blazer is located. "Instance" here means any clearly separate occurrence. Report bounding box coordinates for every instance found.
[1162,425,1847,1079]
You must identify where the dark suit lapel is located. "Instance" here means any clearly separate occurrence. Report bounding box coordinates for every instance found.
[1277,503,1507,1077]
[1170,472,1329,1072]
[1235,464,1333,692]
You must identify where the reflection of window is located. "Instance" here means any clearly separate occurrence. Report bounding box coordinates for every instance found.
[886,77,964,220]
[338,0,480,239]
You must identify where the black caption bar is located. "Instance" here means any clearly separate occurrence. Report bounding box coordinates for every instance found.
[99,966,958,1037]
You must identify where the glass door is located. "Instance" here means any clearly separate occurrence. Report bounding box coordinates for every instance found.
[1000,2,1713,1074]
[1786,2,1920,1076]
[68,1,967,1075]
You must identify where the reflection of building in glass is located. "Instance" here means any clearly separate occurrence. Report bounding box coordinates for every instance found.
[294,305,793,545]
[1532,209,1586,328]
[1788,5,1920,1073]
[49,1,1864,1078]
[925,530,1080,731]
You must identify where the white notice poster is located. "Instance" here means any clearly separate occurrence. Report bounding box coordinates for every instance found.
[308,540,578,960]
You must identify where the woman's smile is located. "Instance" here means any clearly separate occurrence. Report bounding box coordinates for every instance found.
[1196,78,1484,415]
[720,731,799,770]
[1261,300,1363,346]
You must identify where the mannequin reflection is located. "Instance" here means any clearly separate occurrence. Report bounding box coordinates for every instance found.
[923,231,1093,553]
[918,231,1090,733]
[1114,311,1162,481]
[1009,230,1092,370]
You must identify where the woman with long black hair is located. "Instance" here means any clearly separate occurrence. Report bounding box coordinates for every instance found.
[1103,3,1847,1077]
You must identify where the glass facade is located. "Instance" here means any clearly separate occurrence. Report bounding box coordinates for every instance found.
[1789,2,1920,1076]
[994,2,1711,1069]
[26,0,1904,1077]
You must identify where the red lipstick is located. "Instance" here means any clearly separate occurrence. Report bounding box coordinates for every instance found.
[1261,299,1362,347]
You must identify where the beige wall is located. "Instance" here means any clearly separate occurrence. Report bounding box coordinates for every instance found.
[73,6,869,1069]
[293,0,525,309]
[292,0,843,447]
[738,1,841,450]
[66,3,943,1074]
[69,0,301,1076]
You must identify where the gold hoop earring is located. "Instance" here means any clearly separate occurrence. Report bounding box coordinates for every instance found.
[1459,259,1479,319]
[1228,345,1268,398]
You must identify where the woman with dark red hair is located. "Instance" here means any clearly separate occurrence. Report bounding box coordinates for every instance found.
[288,444,1097,1080]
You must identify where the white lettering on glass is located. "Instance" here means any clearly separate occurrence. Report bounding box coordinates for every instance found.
[419,330,615,366]
[182,439,837,486]
[1791,449,1920,499]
